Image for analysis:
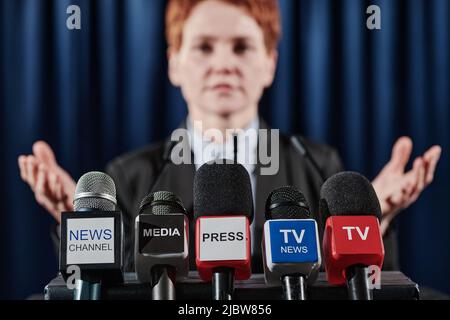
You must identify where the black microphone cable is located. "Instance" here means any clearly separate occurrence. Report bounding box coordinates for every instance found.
[290,136,327,182]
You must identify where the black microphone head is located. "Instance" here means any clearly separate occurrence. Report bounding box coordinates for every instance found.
[73,172,117,211]
[139,191,187,215]
[265,186,311,220]
[193,160,254,222]
[320,172,382,221]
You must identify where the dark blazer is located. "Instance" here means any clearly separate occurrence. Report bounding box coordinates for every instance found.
[104,118,400,273]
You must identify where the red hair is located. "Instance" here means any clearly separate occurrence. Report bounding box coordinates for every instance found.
[165,0,281,53]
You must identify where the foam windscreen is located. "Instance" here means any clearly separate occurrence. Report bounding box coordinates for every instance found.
[193,160,253,221]
[320,172,382,220]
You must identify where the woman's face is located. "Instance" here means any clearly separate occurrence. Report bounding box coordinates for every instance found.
[169,0,277,117]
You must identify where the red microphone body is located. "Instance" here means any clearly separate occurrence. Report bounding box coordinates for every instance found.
[323,215,384,286]
[193,161,254,300]
[320,172,385,300]
[195,216,251,282]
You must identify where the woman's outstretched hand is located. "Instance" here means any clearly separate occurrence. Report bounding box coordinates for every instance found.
[372,137,441,235]
[18,141,76,224]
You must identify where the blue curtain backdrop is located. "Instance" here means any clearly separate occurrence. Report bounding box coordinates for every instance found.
[1,0,449,299]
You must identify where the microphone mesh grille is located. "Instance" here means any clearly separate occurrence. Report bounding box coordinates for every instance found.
[139,191,186,215]
[265,186,311,220]
[73,172,116,211]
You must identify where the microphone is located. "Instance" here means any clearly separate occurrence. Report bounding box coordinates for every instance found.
[262,186,321,300]
[320,172,385,300]
[134,191,189,300]
[59,172,123,300]
[194,161,253,300]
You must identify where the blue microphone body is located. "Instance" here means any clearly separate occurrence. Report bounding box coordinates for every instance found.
[263,219,321,285]
[262,186,321,300]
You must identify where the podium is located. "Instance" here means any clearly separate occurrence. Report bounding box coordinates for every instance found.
[44,271,419,300]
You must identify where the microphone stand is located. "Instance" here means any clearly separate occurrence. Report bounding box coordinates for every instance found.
[74,278,101,300]
[346,265,373,300]
[152,265,176,300]
[212,267,235,300]
[281,274,307,300]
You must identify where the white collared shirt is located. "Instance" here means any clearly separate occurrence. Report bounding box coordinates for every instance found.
[186,116,259,254]
[187,116,259,200]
